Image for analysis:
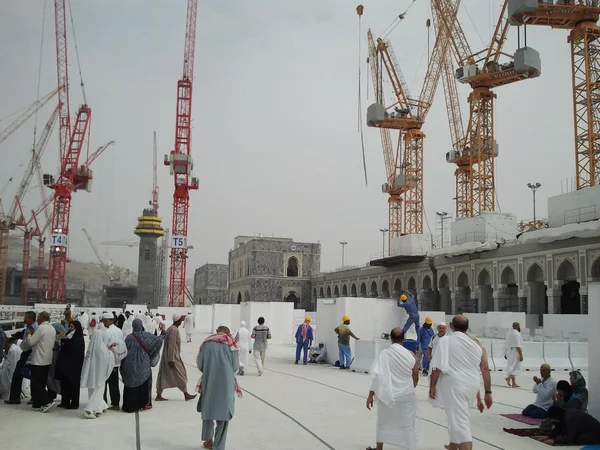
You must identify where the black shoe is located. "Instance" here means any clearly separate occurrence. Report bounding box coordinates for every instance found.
[422,369,429,376]
[57,403,68,408]
[66,404,79,410]
[339,366,346,370]
[303,362,307,365]
[294,361,298,365]
[4,399,21,405]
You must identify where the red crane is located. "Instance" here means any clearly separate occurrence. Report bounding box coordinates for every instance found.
[164,0,199,307]
[152,131,159,211]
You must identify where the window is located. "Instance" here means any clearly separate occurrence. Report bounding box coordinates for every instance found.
[144,249,150,261]
[287,256,298,277]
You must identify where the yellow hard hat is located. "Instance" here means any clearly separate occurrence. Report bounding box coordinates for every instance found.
[305,316,311,322]
[425,317,433,324]
[342,315,350,322]
[399,294,408,301]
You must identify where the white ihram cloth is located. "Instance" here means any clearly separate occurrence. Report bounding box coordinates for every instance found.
[0,344,22,397]
[103,324,127,367]
[122,316,134,337]
[79,312,89,332]
[503,329,523,376]
[184,315,195,335]
[370,343,418,449]
[235,323,251,369]
[431,332,483,445]
[81,329,115,414]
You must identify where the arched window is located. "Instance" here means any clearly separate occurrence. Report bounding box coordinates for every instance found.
[287,257,299,277]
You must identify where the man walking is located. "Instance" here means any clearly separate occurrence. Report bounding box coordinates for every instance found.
[418,317,434,376]
[197,324,242,450]
[20,311,56,412]
[156,314,196,401]
[366,328,418,450]
[234,321,251,376]
[430,315,493,450]
[294,316,313,365]
[4,311,37,405]
[102,312,127,411]
[184,312,195,343]
[503,322,524,388]
[251,317,271,376]
[334,316,359,370]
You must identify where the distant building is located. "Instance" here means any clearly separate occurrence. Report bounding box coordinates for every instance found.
[193,263,228,304]
[228,236,321,309]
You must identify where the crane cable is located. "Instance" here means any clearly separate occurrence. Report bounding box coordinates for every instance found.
[380,0,416,40]
[357,5,368,187]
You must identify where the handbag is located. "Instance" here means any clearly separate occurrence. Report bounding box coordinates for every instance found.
[133,333,160,367]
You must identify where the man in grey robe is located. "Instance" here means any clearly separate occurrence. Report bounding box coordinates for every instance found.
[196,324,241,450]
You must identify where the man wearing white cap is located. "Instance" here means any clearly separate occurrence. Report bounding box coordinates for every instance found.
[184,312,195,343]
[309,342,327,364]
[101,312,127,410]
[156,314,196,401]
[427,322,447,364]
[234,321,251,376]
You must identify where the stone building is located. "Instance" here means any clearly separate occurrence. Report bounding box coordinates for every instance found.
[228,236,320,309]
[193,263,228,304]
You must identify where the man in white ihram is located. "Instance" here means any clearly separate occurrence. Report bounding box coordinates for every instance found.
[366,328,418,450]
[184,312,195,343]
[503,322,523,388]
[430,315,493,450]
[234,321,251,376]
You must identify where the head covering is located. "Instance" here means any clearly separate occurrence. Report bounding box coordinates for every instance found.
[305,316,311,322]
[55,321,85,383]
[101,312,113,320]
[172,313,184,322]
[81,329,115,388]
[240,321,246,328]
[569,370,589,411]
[318,341,325,345]
[218,322,228,329]
[120,318,163,388]
[425,317,433,324]
[342,315,350,322]
[399,294,408,301]
[437,322,446,328]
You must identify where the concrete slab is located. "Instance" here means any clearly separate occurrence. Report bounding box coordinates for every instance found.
[1,329,586,449]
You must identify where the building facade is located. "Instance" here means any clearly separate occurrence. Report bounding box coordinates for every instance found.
[193,263,228,305]
[228,236,321,309]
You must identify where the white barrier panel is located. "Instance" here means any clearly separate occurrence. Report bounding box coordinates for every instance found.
[491,341,505,372]
[193,305,212,332]
[544,342,572,371]
[569,342,589,371]
[211,304,241,333]
[240,302,294,345]
[543,314,590,340]
[521,342,545,371]
[352,339,389,374]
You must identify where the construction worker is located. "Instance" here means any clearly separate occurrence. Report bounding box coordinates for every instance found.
[418,317,435,376]
[397,292,420,337]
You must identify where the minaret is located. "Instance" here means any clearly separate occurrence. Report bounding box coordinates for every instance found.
[134,208,164,308]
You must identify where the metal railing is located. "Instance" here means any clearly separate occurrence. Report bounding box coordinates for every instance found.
[564,205,597,225]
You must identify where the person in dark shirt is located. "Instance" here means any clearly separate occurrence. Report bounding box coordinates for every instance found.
[544,406,600,446]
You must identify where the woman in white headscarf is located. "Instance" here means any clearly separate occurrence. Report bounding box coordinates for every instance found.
[80,327,115,419]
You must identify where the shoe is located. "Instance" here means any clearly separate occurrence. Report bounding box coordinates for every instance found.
[303,362,307,365]
[27,400,33,405]
[258,371,263,376]
[66,404,79,410]
[108,405,121,411]
[83,411,97,419]
[294,361,298,365]
[240,370,244,376]
[57,403,68,408]
[422,369,429,376]
[339,366,346,370]
[40,402,56,413]
[4,400,21,405]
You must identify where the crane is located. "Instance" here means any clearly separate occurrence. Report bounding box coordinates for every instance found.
[0,89,58,147]
[164,0,200,307]
[152,132,159,211]
[81,227,120,282]
[508,1,600,190]
[432,0,541,217]
[365,11,450,247]
[0,106,59,304]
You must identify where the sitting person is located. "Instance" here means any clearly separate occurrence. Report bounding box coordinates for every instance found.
[554,380,584,410]
[522,363,556,419]
[569,370,588,411]
[544,406,600,446]
[308,342,327,364]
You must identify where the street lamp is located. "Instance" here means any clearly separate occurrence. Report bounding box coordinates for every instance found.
[436,211,450,248]
[339,241,347,267]
[527,182,541,226]
[379,228,389,257]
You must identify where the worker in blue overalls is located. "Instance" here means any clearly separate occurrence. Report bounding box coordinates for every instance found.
[397,292,420,337]
[418,317,435,376]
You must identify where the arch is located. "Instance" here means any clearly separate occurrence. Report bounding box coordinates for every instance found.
[360,282,367,297]
[287,256,299,277]
[237,292,242,304]
[556,259,577,282]
[439,273,449,289]
[286,291,299,309]
[244,291,250,302]
[394,278,402,295]
[381,279,390,297]
[408,277,416,292]
[334,285,340,297]
[500,266,516,285]
[422,275,432,290]
[351,283,357,296]
[342,284,348,296]
[527,263,544,283]
[326,286,332,297]
[370,280,378,297]
[478,269,491,286]
[457,271,469,287]
[592,257,600,280]
[319,287,324,298]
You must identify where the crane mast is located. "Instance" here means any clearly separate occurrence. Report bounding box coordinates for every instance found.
[152,131,159,211]
[164,0,199,307]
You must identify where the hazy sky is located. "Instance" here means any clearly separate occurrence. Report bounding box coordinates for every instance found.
[0,1,575,274]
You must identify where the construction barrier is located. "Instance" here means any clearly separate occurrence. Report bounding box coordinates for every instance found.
[569,342,589,371]
[544,342,572,371]
[521,342,546,371]
[491,340,506,371]
[352,339,389,374]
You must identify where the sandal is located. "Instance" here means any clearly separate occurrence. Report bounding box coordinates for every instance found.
[203,441,213,449]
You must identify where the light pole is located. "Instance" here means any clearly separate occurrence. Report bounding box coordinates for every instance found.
[527,182,541,225]
[436,211,450,248]
[339,241,347,267]
[379,228,388,257]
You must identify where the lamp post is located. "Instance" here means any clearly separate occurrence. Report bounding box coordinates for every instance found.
[339,241,347,267]
[527,182,541,226]
[379,228,388,257]
[436,211,450,248]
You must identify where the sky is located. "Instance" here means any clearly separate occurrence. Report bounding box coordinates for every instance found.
[0,0,576,275]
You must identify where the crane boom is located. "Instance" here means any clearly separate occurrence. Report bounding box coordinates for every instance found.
[54,0,71,161]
